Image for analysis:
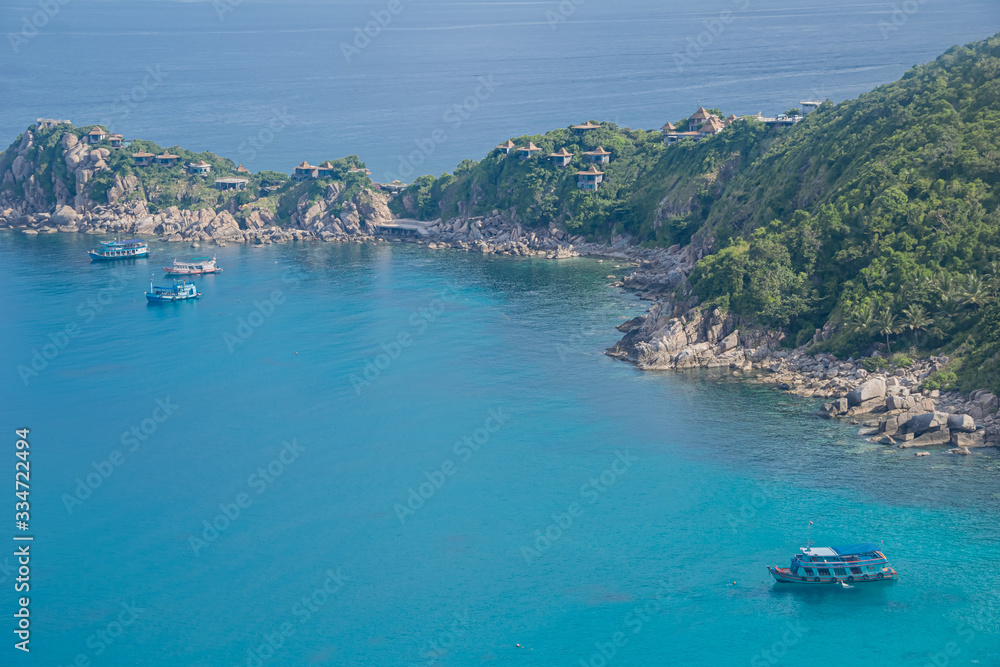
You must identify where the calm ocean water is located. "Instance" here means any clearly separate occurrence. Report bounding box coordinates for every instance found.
[1,0,998,181]
[1,233,999,665]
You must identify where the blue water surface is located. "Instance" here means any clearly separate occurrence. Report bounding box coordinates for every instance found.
[1,233,998,665]
[1,0,998,180]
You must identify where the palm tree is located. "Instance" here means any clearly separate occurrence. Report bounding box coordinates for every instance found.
[876,307,898,354]
[846,303,875,336]
[959,272,989,309]
[900,304,933,347]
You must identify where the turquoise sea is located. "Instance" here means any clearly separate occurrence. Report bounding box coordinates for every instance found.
[2,233,999,665]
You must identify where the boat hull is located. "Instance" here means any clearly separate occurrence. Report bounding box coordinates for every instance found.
[90,249,148,261]
[768,566,896,584]
[163,267,222,275]
[145,293,199,302]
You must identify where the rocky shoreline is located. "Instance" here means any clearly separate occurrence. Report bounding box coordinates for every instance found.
[3,127,996,455]
[607,287,1000,452]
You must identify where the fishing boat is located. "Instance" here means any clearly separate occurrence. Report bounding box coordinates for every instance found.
[768,543,897,584]
[89,239,149,261]
[164,257,223,275]
[145,280,200,303]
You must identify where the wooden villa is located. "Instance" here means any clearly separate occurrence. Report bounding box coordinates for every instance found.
[293,161,318,180]
[186,161,212,175]
[108,134,124,148]
[517,142,541,160]
[132,152,154,166]
[348,166,372,177]
[660,121,676,133]
[155,152,180,166]
[214,177,248,191]
[549,148,574,168]
[85,127,107,144]
[576,165,605,191]
[699,117,726,136]
[687,107,713,131]
[236,164,251,174]
[496,139,516,155]
[317,161,336,178]
[572,122,601,137]
[583,146,611,164]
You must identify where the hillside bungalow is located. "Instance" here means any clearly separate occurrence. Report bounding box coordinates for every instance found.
[576,165,605,191]
[583,146,611,164]
[348,166,372,177]
[293,161,318,180]
[85,127,108,144]
[132,152,154,166]
[687,107,716,131]
[187,161,212,175]
[215,177,248,191]
[549,148,574,168]
[699,117,726,136]
[725,114,738,125]
[155,152,180,166]
[660,121,676,134]
[664,131,703,145]
[236,164,251,174]
[572,122,601,137]
[317,162,336,178]
[496,139,516,155]
[800,100,822,115]
[517,142,541,160]
[108,134,124,148]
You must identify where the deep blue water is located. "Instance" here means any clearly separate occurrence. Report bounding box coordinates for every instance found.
[1,0,998,181]
[1,233,999,665]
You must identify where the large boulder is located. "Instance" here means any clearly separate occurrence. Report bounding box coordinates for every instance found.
[50,205,79,225]
[947,414,976,433]
[902,412,949,436]
[847,378,886,406]
[951,431,986,448]
[886,395,916,411]
[898,428,951,448]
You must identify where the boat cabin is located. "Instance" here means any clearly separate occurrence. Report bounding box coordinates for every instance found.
[793,544,886,579]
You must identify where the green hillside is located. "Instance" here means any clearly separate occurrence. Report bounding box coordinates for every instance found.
[397,34,1000,392]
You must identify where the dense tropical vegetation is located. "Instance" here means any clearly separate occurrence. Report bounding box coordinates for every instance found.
[396,34,1000,392]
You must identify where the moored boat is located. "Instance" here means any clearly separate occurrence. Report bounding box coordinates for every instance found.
[164,257,223,275]
[145,280,200,303]
[89,239,149,261]
[768,543,897,584]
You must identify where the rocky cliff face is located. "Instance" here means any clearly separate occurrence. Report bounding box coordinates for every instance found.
[0,127,398,245]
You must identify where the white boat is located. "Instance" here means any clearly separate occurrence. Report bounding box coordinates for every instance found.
[163,257,222,275]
